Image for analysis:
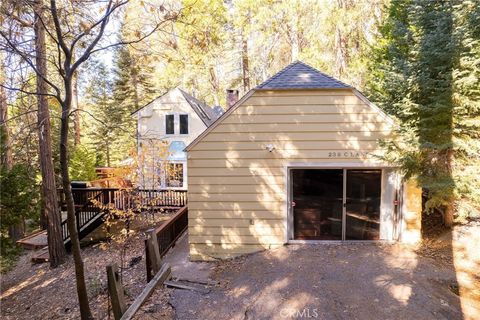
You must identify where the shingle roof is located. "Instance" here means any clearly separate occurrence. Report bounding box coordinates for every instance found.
[178,89,222,126]
[256,61,350,90]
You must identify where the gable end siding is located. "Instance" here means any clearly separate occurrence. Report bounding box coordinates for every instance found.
[188,89,394,260]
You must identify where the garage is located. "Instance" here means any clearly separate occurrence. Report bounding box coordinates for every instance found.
[290,168,394,241]
[186,61,422,260]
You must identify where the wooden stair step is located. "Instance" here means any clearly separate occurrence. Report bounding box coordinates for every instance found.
[31,247,49,263]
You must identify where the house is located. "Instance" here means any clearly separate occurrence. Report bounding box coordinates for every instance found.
[132,87,223,190]
[185,61,422,261]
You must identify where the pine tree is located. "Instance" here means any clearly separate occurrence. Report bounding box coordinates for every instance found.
[110,44,156,161]
[84,61,117,166]
[366,0,480,226]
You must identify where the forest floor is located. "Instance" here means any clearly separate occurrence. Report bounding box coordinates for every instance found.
[0,212,175,320]
[167,221,479,320]
[1,217,479,320]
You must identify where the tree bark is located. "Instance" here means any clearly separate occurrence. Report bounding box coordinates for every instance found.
[34,0,66,267]
[72,71,81,146]
[334,0,348,77]
[241,38,250,92]
[0,60,13,169]
[443,148,455,227]
[61,73,93,320]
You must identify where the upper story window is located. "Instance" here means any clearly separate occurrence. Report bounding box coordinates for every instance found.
[180,114,188,134]
[165,114,174,135]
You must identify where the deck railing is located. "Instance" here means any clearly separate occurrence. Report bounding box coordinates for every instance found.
[145,206,188,281]
[58,188,188,249]
[58,188,188,210]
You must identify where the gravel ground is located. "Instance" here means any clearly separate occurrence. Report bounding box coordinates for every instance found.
[170,242,474,320]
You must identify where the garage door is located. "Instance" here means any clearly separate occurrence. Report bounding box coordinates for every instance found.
[291,169,382,241]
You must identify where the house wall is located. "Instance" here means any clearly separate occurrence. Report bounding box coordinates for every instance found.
[136,89,207,189]
[137,88,207,145]
[187,89,421,260]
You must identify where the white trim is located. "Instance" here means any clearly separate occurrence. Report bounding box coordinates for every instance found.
[352,89,399,129]
[185,89,257,151]
[284,166,290,243]
[286,164,398,242]
[287,162,397,168]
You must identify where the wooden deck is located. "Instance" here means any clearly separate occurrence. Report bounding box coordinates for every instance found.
[19,188,188,263]
[16,230,48,250]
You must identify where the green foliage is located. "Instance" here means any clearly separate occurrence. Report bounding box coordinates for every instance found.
[366,0,480,217]
[112,44,156,113]
[0,236,22,273]
[0,164,39,228]
[69,144,97,181]
[0,163,39,272]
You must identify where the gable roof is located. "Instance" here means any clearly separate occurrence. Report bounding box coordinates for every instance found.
[178,89,219,126]
[256,61,351,90]
[186,61,396,151]
[131,87,222,127]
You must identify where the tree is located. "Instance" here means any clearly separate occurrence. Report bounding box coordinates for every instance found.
[69,144,96,181]
[34,0,66,266]
[83,61,115,166]
[110,44,155,162]
[366,0,480,226]
[1,1,178,318]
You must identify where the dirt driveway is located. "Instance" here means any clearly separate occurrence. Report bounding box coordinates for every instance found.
[169,243,476,320]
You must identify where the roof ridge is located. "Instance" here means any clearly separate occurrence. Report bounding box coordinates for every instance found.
[256,61,302,89]
[255,60,351,90]
[298,61,351,88]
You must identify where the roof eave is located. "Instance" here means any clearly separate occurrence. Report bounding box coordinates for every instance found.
[185,89,257,151]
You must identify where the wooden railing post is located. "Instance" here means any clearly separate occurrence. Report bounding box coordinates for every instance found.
[107,263,127,320]
[146,229,161,275]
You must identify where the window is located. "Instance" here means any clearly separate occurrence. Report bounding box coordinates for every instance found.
[166,163,183,187]
[180,114,188,134]
[166,114,174,134]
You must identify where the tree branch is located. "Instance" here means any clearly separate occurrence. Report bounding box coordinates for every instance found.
[0,30,62,100]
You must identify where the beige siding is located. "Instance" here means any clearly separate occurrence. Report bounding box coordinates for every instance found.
[188,89,394,260]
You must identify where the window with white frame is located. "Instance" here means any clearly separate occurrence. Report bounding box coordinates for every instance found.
[166,163,184,187]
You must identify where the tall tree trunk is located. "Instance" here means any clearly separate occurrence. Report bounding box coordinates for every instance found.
[72,71,81,146]
[208,66,220,105]
[444,149,455,227]
[61,74,93,320]
[34,0,66,267]
[0,60,13,169]
[289,3,300,62]
[334,0,348,77]
[106,143,110,167]
[241,38,250,92]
